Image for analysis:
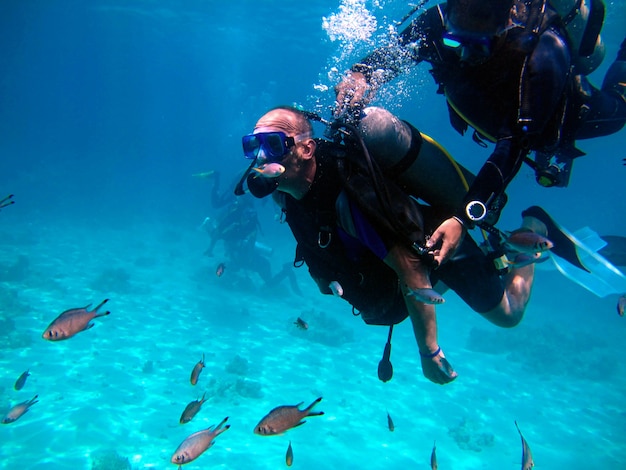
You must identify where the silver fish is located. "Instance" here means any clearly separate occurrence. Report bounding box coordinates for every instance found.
[387,411,394,432]
[254,397,323,435]
[505,230,554,254]
[515,421,535,470]
[42,299,110,341]
[190,353,205,386]
[430,440,437,470]
[179,393,208,424]
[14,369,30,391]
[407,287,444,304]
[286,440,294,466]
[171,416,229,467]
[2,395,38,424]
[617,294,626,317]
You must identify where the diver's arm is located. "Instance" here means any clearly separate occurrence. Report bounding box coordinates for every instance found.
[383,244,457,385]
[335,8,432,114]
[427,137,527,266]
[455,31,570,223]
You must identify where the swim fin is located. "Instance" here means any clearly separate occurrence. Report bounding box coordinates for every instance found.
[598,235,626,267]
[550,226,626,298]
[521,206,589,272]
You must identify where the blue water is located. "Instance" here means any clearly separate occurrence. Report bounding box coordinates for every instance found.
[1,1,625,469]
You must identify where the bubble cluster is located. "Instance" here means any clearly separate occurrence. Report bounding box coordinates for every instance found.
[322,0,378,44]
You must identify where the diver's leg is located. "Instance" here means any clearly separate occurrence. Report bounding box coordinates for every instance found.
[576,39,626,139]
[474,213,546,328]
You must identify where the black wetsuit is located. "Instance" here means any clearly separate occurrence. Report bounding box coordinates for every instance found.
[357,2,626,222]
[279,142,505,323]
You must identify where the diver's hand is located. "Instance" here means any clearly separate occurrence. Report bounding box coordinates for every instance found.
[334,71,370,118]
[426,217,466,267]
[420,347,458,385]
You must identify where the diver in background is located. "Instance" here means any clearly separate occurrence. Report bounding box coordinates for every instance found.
[202,184,302,295]
[335,0,626,268]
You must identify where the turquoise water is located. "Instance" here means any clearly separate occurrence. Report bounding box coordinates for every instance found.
[1,1,625,469]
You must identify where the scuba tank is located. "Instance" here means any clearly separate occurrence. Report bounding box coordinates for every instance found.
[357,107,475,212]
[548,0,606,75]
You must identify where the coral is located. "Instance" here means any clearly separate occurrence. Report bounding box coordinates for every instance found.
[0,316,31,351]
[141,360,154,374]
[465,322,613,380]
[448,417,495,452]
[225,354,249,376]
[289,309,354,347]
[235,378,264,399]
[90,267,131,294]
[90,450,131,470]
[0,255,30,282]
[202,375,264,401]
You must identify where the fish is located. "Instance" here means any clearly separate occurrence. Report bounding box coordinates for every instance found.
[328,280,344,297]
[170,416,229,467]
[430,440,437,470]
[294,317,308,330]
[515,421,535,470]
[406,287,444,304]
[180,393,208,424]
[190,354,205,386]
[192,171,215,179]
[216,262,226,277]
[14,369,30,391]
[0,194,14,210]
[252,163,285,178]
[504,230,554,254]
[617,294,626,317]
[254,397,324,435]
[42,299,110,341]
[2,395,39,424]
[286,440,294,466]
[386,411,394,432]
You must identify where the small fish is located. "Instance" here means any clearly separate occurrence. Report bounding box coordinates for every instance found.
[14,370,30,391]
[430,440,437,470]
[294,317,308,330]
[190,354,205,386]
[180,393,208,424]
[252,163,285,178]
[406,287,444,304]
[505,230,554,254]
[515,421,535,470]
[254,397,324,435]
[617,294,626,317]
[42,299,110,341]
[2,395,38,424]
[387,411,394,432]
[171,416,229,467]
[328,280,344,297]
[216,262,226,277]
[0,194,14,210]
[192,171,215,179]
[286,440,294,467]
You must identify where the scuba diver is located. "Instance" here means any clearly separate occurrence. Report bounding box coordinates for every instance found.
[334,0,626,268]
[202,189,302,295]
[233,105,575,385]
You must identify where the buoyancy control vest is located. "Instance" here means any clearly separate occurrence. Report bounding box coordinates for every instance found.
[281,109,480,325]
[282,142,411,326]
